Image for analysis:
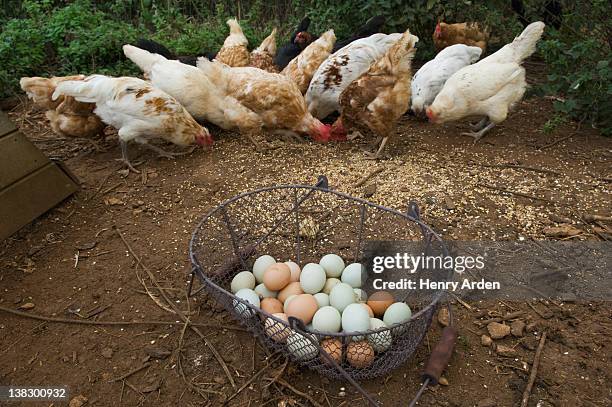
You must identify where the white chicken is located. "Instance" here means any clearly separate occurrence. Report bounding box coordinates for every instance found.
[52,75,212,172]
[426,21,545,142]
[305,33,402,120]
[410,44,482,115]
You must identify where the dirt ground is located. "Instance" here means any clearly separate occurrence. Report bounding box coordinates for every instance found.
[1,92,610,407]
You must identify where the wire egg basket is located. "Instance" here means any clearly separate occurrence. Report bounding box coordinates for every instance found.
[188,176,451,384]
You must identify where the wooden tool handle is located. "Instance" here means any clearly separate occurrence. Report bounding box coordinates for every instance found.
[422,326,458,385]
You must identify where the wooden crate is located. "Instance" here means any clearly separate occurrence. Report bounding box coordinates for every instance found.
[0,110,79,240]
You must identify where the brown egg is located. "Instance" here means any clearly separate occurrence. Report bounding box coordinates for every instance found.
[367,291,395,317]
[285,294,318,324]
[285,261,301,282]
[261,298,284,314]
[346,340,375,368]
[362,303,374,318]
[320,338,342,364]
[278,281,304,303]
[264,313,290,342]
[263,263,291,291]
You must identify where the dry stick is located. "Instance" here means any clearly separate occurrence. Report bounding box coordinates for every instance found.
[521,332,547,407]
[0,306,240,329]
[476,183,555,204]
[354,167,384,187]
[109,362,151,383]
[475,310,525,326]
[539,133,574,151]
[275,378,324,407]
[224,355,281,404]
[115,227,236,389]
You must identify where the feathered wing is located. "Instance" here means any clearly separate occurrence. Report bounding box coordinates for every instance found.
[481,21,545,65]
[216,18,250,67]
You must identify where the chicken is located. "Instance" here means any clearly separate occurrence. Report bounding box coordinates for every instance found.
[426,22,546,142]
[282,30,336,94]
[133,38,215,66]
[332,15,386,53]
[123,45,231,129]
[215,18,250,67]
[197,57,331,148]
[411,44,482,116]
[333,29,419,159]
[275,17,316,70]
[52,75,212,172]
[433,22,489,53]
[306,33,402,120]
[250,28,278,73]
[20,75,105,139]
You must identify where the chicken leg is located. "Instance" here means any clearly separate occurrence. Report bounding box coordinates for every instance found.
[461,119,496,143]
[118,140,141,173]
[364,136,389,160]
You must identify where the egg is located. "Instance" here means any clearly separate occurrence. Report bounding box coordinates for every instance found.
[230,271,256,293]
[253,255,276,283]
[329,282,355,312]
[264,313,290,342]
[283,294,298,312]
[299,263,326,294]
[261,298,284,314]
[346,340,375,368]
[285,294,318,324]
[278,282,303,303]
[233,288,260,317]
[313,292,330,308]
[362,304,374,318]
[320,338,342,364]
[319,254,345,278]
[263,263,291,291]
[284,261,301,282]
[341,263,364,288]
[254,283,277,299]
[353,288,367,303]
[368,318,392,352]
[341,303,370,340]
[312,306,342,333]
[322,278,341,294]
[286,331,319,361]
[383,302,412,327]
[367,291,394,317]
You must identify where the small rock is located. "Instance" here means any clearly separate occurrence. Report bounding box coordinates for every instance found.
[437,308,450,327]
[438,376,449,386]
[511,320,526,337]
[69,395,88,407]
[363,183,376,198]
[477,398,496,407]
[101,347,113,359]
[338,391,346,397]
[481,335,493,347]
[145,346,171,360]
[443,196,456,210]
[19,302,35,310]
[104,197,123,206]
[76,241,97,251]
[487,322,511,339]
[495,344,516,357]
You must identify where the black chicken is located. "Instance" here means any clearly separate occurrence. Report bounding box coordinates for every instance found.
[133,38,215,66]
[274,17,316,70]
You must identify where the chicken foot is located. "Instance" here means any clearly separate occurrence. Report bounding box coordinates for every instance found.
[461,119,496,143]
[470,117,489,131]
[364,136,389,160]
[118,140,141,173]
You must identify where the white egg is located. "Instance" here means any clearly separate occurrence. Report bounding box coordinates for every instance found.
[312,306,342,333]
[368,318,392,352]
[353,288,367,303]
[341,303,370,340]
[319,254,345,278]
[286,331,319,361]
[254,283,277,299]
[283,294,298,312]
[383,302,412,327]
[252,255,276,283]
[313,292,330,308]
[341,263,364,288]
[322,278,341,294]
[230,271,256,293]
[329,282,356,312]
[233,288,260,317]
[299,263,326,294]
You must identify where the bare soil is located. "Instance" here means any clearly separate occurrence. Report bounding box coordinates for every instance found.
[1,94,610,407]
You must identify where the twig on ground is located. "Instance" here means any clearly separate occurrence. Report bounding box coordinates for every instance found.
[521,332,547,407]
[539,134,574,150]
[475,311,524,326]
[109,363,151,383]
[476,183,556,204]
[225,355,281,404]
[354,167,384,187]
[274,378,324,407]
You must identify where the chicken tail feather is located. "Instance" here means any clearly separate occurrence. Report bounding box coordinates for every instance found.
[123,44,167,74]
[255,27,278,56]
